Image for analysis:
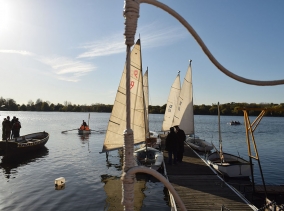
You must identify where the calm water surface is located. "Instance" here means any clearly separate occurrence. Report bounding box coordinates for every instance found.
[0,112,283,210]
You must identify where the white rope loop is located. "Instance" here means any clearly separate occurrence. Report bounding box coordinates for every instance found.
[140,0,284,86]
[124,0,140,46]
[126,166,187,211]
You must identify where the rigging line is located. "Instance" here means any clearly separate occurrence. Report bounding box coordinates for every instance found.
[140,0,284,86]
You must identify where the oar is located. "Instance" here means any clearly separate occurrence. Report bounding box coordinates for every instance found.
[61,129,78,133]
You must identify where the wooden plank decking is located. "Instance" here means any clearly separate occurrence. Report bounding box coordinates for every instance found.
[163,143,256,210]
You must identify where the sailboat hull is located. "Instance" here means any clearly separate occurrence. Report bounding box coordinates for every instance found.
[186,137,213,152]
[207,152,251,178]
[134,147,164,171]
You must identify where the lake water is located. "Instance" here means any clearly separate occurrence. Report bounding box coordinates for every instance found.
[0,111,283,211]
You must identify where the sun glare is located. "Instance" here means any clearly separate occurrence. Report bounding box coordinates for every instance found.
[0,2,16,32]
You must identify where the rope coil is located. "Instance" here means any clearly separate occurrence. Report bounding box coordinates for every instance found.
[123,0,140,46]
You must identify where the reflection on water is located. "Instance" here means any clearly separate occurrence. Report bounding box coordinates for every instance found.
[0,147,49,179]
[106,150,123,172]
[78,134,90,143]
[101,174,146,211]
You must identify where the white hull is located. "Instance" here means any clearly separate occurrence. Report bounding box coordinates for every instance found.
[186,136,213,152]
[147,131,161,150]
[207,152,251,177]
[133,147,163,170]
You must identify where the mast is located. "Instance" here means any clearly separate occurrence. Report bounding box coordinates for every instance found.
[218,102,224,162]
[189,60,194,136]
[143,67,149,138]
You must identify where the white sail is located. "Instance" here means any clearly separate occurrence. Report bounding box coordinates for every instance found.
[143,68,149,138]
[172,61,194,135]
[162,72,181,131]
[102,39,146,152]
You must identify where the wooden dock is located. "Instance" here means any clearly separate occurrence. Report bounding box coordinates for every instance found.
[162,142,257,210]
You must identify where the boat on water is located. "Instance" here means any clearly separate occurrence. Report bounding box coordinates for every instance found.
[0,131,49,155]
[164,60,213,152]
[78,128,91,135]
[100,39,163,170]
[78,115,91,135]
[186,135,213,152]
[133,146,163,170]
[207,102,251,178]
[228,121,241,125]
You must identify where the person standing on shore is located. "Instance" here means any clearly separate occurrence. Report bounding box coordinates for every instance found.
[165,127,178,165]
[174,125,186,163]
[2,118,6,140]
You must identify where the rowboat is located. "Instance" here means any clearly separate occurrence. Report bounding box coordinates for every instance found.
[78,129,91,135]
[78,114,91,135]
[0,131,49,155]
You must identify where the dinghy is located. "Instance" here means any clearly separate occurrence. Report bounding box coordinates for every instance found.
[207,103,251,178]
[0,131,49,155]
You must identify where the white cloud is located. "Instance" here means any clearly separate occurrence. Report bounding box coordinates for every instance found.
[0,49,95,82]
[38,56,95,81]
[0,49,34,56]
[77,22,186,58]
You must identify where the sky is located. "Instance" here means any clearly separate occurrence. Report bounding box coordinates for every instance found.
[1,0,284,106]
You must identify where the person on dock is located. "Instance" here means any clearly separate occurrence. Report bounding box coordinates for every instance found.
[11,116,17,139]
[174,125,186,163]
[3,116,12,140]
[165,127,178,165]
[12,118,21,138]
[2,118,6,140]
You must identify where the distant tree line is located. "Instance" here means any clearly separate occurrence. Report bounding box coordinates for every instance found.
[1,97,284,116]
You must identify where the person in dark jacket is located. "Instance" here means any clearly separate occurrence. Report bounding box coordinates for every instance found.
[12,118,21,138]
[4,116,12,140]
[165,127,178,165]
[174,125,186,163]
[2,118,6,140]
[10,116,17,139]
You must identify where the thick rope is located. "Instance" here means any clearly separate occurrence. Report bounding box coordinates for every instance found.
[125,166,187,211]
[140,0,284,86]
[124,0,140,46]
[121,129,135,210]
[122,1,140,210]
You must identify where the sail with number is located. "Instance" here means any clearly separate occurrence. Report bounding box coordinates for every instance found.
[172,61,194,135]
[162,72,181,131]
[101,39,146,152]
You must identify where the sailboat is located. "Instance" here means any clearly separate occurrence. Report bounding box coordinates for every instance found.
[101,39,163,170]
[162,71,181,132]
[207,102,251,178]
[172,60,213,152]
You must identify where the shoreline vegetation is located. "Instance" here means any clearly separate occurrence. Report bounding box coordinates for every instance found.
[1,97,284,116]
